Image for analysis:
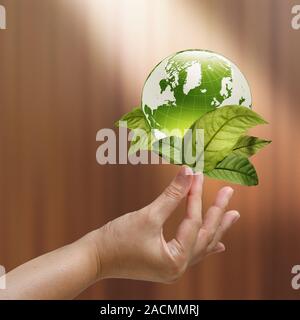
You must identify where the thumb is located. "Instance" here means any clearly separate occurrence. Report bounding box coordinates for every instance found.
[150,166,194,224]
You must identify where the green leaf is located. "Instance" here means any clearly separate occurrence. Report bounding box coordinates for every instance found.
[191,105,268,171]
[152,136,183,164]
[115,107,150,131]
[205,154,258,186]
[232,135,271,157]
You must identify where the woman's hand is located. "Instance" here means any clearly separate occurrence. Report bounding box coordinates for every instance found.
[1,166,239,299]
[90,166,239,283]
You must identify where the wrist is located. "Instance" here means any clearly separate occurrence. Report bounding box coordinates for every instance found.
[84,225,115,281]
[76,231,104,284]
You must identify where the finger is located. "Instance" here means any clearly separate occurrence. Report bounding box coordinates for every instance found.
[190,187,234,259]
[202,186,234,239]
[150,166,193,224]
[214,186,234,209]
[206,242,225,256]
[173,173,204,253]
[189,242,225,266]
[207,210,240,252]
[186,172,204,223]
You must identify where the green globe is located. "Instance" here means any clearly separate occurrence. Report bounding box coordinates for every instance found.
[142,49,252,138]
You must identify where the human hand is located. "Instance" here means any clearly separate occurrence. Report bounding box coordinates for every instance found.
[0,166,240,300]
[90,166,239,283]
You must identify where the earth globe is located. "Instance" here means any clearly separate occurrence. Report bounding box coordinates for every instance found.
[142,49,252,139]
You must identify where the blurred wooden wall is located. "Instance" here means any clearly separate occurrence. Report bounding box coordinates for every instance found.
[0,0,299,299]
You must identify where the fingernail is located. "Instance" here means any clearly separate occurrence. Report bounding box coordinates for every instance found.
[215,245,225,253]
[194,170,203,177]
[226,187,234,197]
[180,165,194,176]
[193,168,203,175]
[232,213,240,223]
[216,187,235,209]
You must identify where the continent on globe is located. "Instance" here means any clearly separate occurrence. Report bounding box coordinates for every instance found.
[142,49,252,138]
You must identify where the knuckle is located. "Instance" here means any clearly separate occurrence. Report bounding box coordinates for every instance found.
[209,205,222,214]
[190,218,202,230]
[164,183,184,201]
[102,220,113,234]
[163,262,187,284]
[142,207,161,228]
[201,226,215,243]
[162,241,188,283]
[145,212,160,229]
[217,225,225,235]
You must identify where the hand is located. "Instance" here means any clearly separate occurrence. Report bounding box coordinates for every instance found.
[0,166,240,299]
[90,166,240,283]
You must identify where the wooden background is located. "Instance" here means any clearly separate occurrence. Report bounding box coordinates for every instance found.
[0,0,299,299]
